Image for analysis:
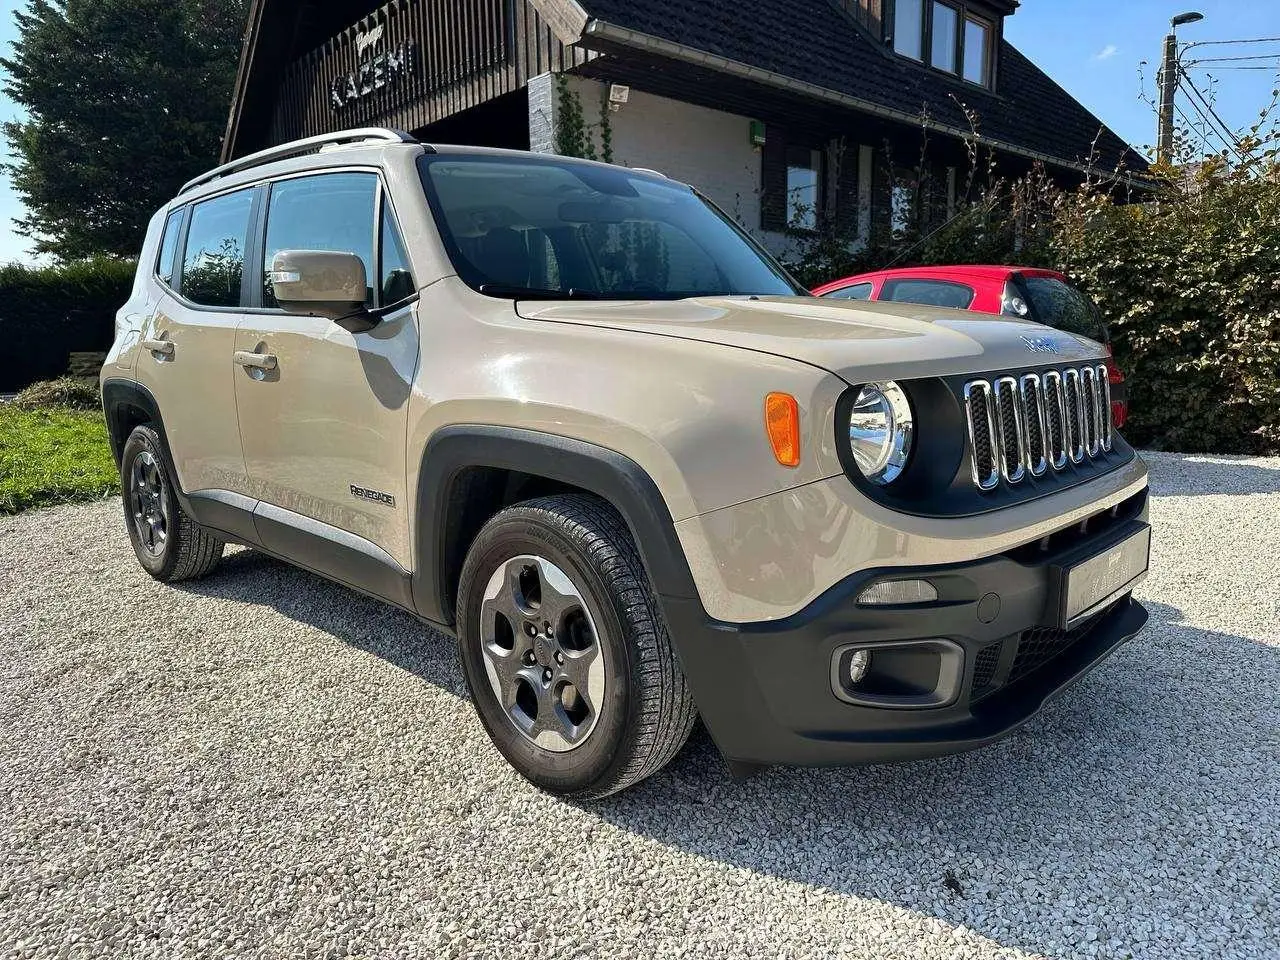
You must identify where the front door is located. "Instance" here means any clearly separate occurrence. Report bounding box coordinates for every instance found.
[233,171,420,580]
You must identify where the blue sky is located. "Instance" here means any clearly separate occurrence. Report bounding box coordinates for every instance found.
[0,0,1278,265]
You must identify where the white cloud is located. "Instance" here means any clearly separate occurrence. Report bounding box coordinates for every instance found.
[1095,44,1119,61]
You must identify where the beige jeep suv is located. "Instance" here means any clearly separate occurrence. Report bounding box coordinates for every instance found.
[103,129,1152,797]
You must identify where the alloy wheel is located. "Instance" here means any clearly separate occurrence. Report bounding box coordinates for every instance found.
[479,555,606,752]
[129,450,170,558]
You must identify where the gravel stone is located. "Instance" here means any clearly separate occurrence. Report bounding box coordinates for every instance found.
[0,452,1277,959]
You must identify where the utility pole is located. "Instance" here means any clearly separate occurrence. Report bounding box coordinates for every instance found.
[1157,11,1205,164]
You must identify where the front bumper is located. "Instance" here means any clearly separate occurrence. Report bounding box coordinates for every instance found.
[662,490,1151,767]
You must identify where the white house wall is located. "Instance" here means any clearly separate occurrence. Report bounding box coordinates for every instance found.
[530,73,802,256]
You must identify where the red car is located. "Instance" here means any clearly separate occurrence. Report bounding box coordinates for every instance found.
[813,266,1128,428]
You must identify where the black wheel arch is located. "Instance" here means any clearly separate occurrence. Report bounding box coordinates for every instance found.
[102,379,187,504]
[412,426,701,628]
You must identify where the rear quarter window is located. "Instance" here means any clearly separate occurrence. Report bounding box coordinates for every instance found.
[155,210,185,287]
[881,279,975,310]
[1019,276,1107,341]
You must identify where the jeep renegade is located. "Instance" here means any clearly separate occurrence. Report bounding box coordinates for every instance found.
[102,129,1152,798]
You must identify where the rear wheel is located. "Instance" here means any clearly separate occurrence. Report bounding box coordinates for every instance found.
[121,425,224,582]
[456,494,696,798]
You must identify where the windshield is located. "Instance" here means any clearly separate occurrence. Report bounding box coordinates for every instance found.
[419,154,804,299]
[1018,275,1109,342]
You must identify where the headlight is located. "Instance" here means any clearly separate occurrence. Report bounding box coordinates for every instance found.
[848,381,914,485]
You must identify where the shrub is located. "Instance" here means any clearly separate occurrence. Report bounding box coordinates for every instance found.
[13,376,102,411]
[1052,173,1280,453]
[0,257,136,393]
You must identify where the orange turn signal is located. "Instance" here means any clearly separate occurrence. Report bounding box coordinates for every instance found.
[764,392,801,468]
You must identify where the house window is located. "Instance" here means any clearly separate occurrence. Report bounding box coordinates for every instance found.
[931,3,959,74]
[891,0,994,87]
[786,146,823,231]
[891,177,916,239]
[893,0,923,60]
[963,15,992,85]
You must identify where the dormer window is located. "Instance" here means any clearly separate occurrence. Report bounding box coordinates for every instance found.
[890,0,996,88]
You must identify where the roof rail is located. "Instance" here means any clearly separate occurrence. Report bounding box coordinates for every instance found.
[180,128,419,195]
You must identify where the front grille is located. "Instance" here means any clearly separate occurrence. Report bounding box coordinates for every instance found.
[1007,609,1107,685]
[972,640,1003,693]
[964,364,1113,491]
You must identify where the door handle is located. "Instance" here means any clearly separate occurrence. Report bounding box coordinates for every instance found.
[141,338,175,358]
[234,351,278,371]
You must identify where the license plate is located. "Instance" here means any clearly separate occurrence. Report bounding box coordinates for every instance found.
[1062,526,1151,628]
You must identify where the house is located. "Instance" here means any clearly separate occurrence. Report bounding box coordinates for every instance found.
[223,0,1146,253]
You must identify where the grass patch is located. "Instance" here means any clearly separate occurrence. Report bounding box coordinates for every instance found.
[0,406,120,514]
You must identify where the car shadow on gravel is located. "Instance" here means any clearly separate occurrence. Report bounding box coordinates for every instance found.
[1142,451,1280,497]
[175,552,1278,958]
[586,597,1280,956]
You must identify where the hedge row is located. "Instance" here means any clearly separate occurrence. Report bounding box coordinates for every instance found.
[0,258,137,393]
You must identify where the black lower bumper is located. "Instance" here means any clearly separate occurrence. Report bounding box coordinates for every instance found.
[661,494,1151,768]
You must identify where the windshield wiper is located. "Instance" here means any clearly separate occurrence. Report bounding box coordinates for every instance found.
[478,283,603,301]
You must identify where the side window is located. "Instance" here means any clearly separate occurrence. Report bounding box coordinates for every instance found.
[379,197,416,306]
[155,210,184,286]
[881,279,975,310]
[181,190,254,308]
[823,282,873,301]
[263,173,377,309]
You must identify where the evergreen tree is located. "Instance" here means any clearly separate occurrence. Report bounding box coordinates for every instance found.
[2,0,248,260]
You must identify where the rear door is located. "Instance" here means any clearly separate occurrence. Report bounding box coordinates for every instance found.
[232,170,420,581]
[134,188,257,503]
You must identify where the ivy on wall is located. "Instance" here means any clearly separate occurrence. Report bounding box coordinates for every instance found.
[554,74,614,164]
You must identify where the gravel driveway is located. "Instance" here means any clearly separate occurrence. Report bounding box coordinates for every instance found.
[1,452,1277,960]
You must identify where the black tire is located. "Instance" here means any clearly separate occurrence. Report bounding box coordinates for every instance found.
[121,424,224,583]
[456,494,696,799]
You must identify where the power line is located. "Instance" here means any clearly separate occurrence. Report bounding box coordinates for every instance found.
[1186,65,1280,72]
[1189,54,1280,64]
[1175,87,1250,165]
[1178,66,1247,150]
[1182,37,1280,51]
[1173,99,1242,161]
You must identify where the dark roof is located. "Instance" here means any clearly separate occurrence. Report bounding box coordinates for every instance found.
[574,0,1147,173]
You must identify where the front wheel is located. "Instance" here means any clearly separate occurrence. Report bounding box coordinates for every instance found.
[456,495,696,798]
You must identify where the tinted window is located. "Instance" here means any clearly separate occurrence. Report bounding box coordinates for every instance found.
[379,197,416,306]
[181,190,254,308]
[420,155,801,299]
[823,282,873,301]
[882,278,975,310]
[1020,276,1107,341]
[263,173,377,308]
[156,210,184,285]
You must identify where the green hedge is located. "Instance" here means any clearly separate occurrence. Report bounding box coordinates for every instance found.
[1052,177,1280,454]
[0,258,137,393]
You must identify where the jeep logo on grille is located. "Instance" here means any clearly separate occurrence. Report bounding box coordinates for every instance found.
[351,484,396,508]
[1021,334,1066,355]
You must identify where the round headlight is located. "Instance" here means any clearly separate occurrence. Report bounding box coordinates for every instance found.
[849,381,914,485]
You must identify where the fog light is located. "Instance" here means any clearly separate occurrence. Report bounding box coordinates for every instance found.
[848,649,871,685]
[857,579,939,606]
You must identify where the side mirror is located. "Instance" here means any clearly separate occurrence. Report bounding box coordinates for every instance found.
[270,250,376,333]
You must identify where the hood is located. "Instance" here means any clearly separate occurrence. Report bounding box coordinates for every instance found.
[517,296,1108,383]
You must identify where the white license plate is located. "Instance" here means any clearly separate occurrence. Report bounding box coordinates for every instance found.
[1062,527,1151,627]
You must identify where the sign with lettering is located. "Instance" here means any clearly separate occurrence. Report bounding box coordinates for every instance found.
[330,28,418,112]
